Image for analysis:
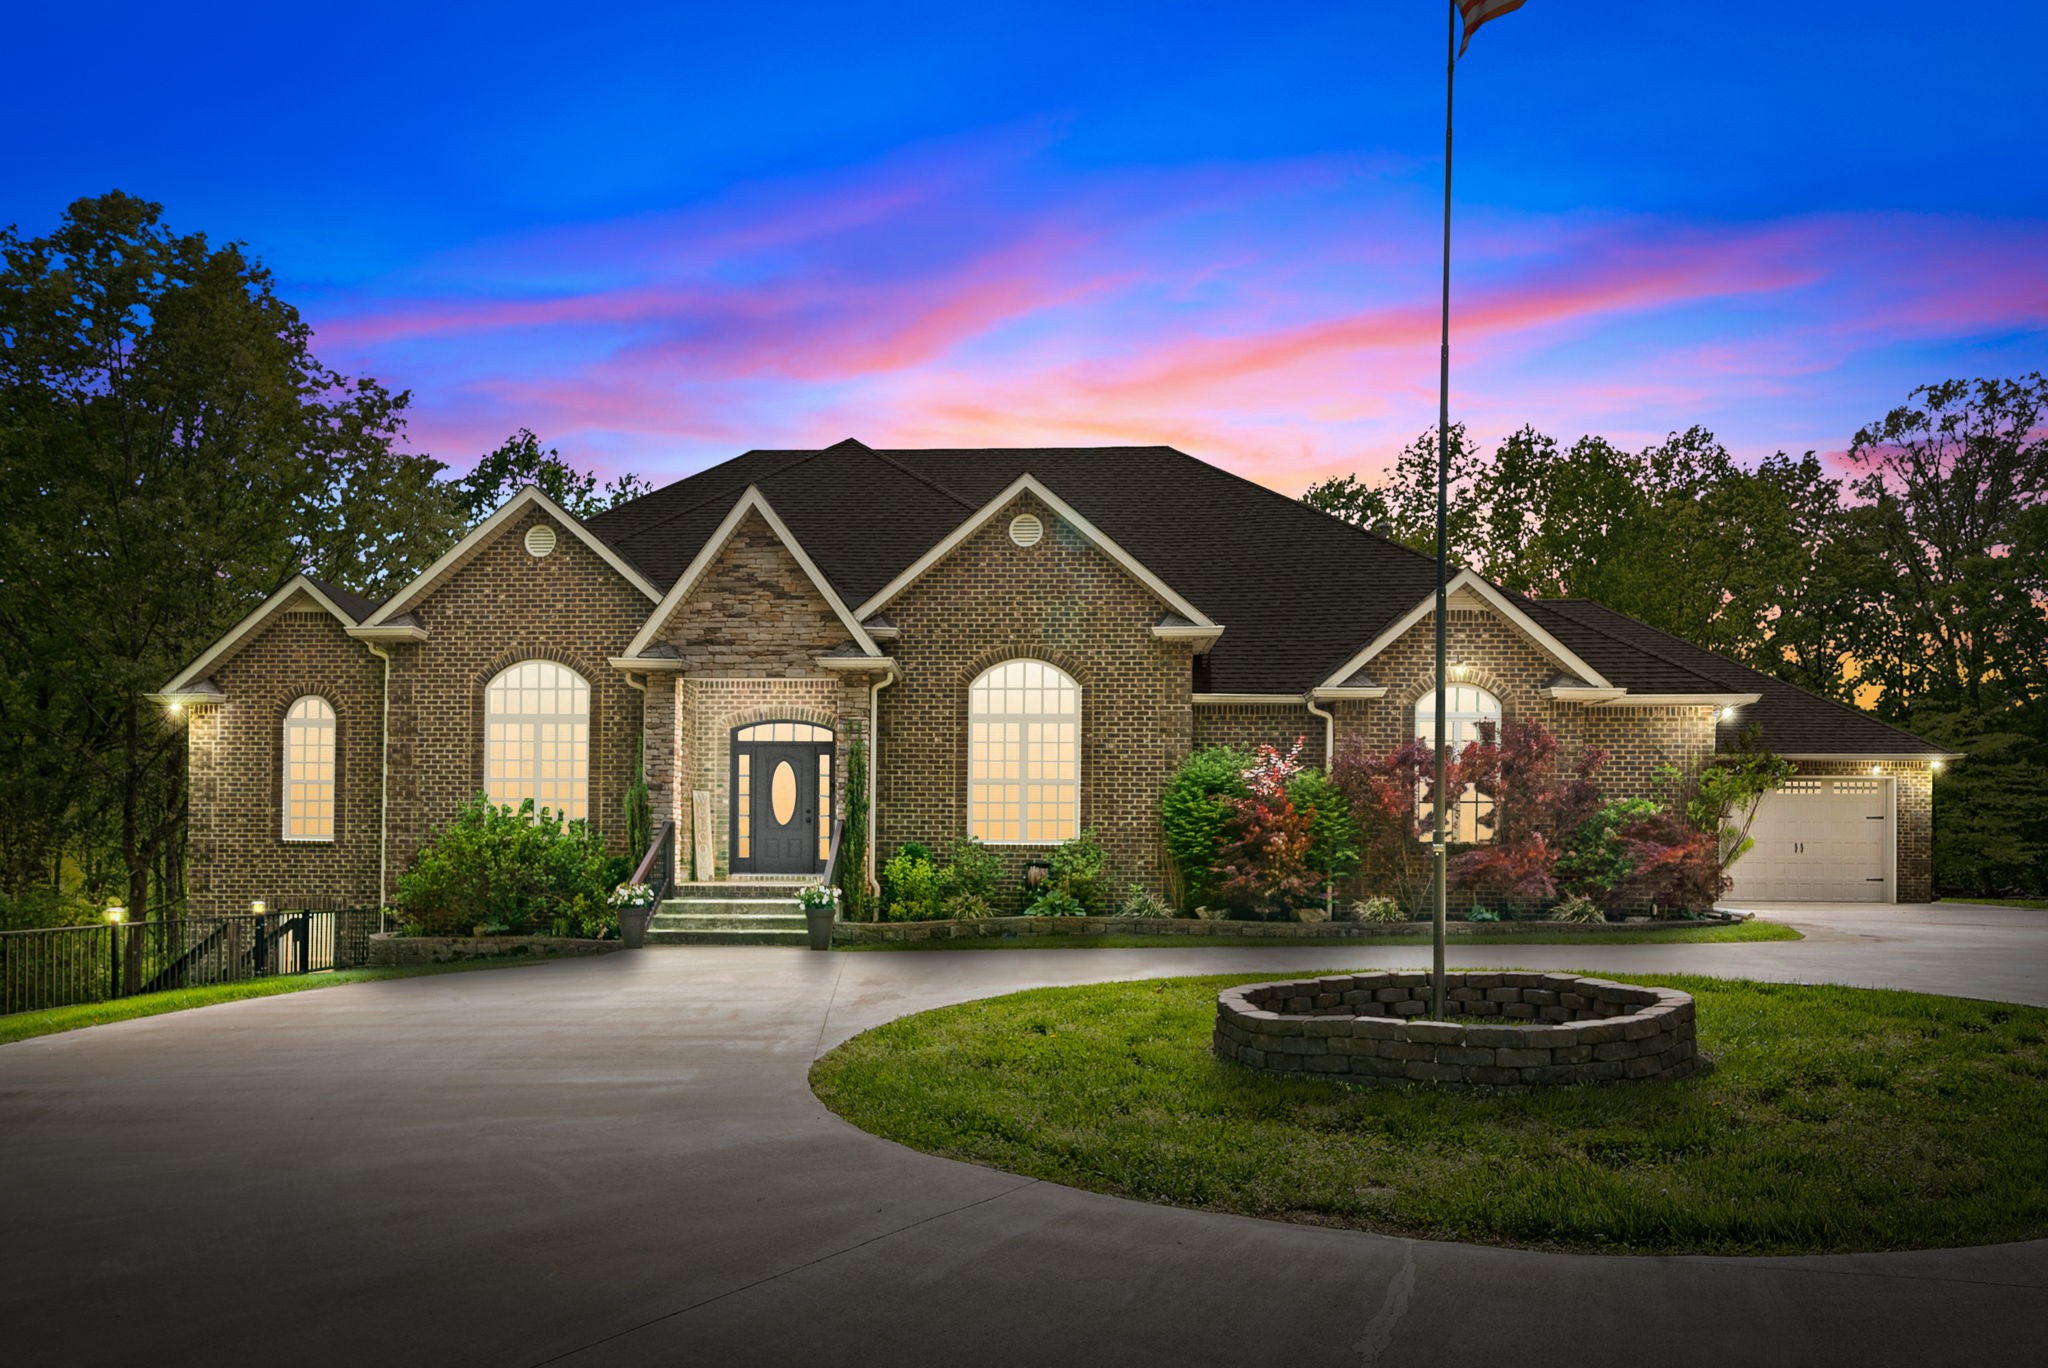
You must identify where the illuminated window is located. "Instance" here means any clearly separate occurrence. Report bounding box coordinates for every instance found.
[485,660,589,821]
[968,660,1078,844]
[282,696,336,842]
[1415,685,1501,843]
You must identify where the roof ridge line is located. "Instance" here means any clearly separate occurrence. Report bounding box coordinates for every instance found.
[863,449,978,510]
[604,449,834,556]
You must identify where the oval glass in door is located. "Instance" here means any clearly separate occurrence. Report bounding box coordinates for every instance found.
[770,760,797,824]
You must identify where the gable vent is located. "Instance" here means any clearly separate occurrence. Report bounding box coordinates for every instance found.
[524,525,558,558]
[1008,513,1044,548]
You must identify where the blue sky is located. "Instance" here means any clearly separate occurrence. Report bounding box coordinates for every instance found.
[4,1,2043,487]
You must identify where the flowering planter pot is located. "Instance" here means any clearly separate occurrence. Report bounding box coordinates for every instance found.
[618,903,655,949]
[804,905,837,951]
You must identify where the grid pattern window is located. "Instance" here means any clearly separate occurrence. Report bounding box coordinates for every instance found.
[968,660,1079,844]
[282,696,336,842]
[485,661,590,821]
[1415,685,1501,843]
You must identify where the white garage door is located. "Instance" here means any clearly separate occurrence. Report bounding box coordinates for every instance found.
[1727,777,1891,903]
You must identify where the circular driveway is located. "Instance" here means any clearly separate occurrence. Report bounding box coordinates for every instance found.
[3,903,2044,1368]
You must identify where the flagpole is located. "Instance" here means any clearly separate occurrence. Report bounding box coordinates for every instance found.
[1430,0,1456,1022]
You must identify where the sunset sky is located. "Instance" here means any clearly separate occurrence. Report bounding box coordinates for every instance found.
[6,1,2044,493]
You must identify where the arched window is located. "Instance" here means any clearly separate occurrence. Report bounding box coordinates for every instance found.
[969,660,1079,844]
[1415,684,1501,843]
[485,660,589,821]
[282,696,336,842]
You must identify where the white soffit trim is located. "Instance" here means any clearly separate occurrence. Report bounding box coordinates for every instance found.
[1193,693,1302,705]
[853,474,1218,628]
[814,655,899,676]
[1587,691,1761,708]
[623,486,881,659]
[1316,570,1615,692]
[161,576,356,692]
[607,655,686,672]
[362,487,660,628]
[1152,623,1225,642]
[346,622,428,643]
[1308,686,1389,701]
[1541,685,1627,703]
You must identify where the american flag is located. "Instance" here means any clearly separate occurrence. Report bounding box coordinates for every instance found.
[1458,0,1525,57]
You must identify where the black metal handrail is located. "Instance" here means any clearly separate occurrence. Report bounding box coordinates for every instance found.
[0,909,376,1017]
[630,821,677,905]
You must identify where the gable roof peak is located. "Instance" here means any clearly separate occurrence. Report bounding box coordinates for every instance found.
[821,437,871,453]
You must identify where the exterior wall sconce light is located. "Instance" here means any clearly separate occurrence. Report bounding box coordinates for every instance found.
[1932,760,1945,773]
[1447,662,1471,683]
[166,701,182,716]
[1869,764,1883,776]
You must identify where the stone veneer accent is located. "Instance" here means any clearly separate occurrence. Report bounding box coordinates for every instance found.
[877,490,1195,895]
[1214,972,1702,1090]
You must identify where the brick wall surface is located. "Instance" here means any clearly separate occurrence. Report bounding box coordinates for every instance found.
[186,595,384,915]
[877,490,1194,895]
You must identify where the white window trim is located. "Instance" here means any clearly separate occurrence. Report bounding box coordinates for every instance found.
[1416,685,1502,845]
[968,660,1082,846]
[282,696,337,844]
[484,660,592,822]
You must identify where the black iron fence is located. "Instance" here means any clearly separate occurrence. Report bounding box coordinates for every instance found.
[0,908,381,1017]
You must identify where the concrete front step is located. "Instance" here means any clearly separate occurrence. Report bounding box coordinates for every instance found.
[644,926,810,946]
[667,881,816,901]
[653,911,806,933]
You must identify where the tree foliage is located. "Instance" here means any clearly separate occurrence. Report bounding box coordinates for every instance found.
[0,193,653,925]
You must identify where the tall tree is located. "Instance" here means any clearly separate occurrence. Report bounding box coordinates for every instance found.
[458,428,654,523]
[0,191,456,919]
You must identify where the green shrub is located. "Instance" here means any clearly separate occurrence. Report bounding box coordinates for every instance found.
[1348,895,1407,923]
[1026,888,1088,918]
[1550,894,1606,924]
[1118,882,1172,918]
[938,835,1005,903]
[1048,828,1108,912]
[1464,903,1501,923]
[1287,768,1363,882]
[396,795,618,936]
[1160,747,1251,907]
[1556,798,1660,900]
[881,845,941,922]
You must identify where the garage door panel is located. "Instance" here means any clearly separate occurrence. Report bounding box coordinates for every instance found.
[1727,777,1891,903]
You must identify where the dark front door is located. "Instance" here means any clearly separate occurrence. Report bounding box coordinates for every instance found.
[733,739,830,874]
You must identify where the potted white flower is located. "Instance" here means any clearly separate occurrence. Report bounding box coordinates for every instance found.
[609,881,656,948]
[797,883,840,951]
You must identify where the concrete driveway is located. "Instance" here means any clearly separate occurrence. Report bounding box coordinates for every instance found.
[3,902,2044,1368]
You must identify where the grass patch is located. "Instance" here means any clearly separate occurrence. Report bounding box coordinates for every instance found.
[1940,896,2048,910]
[811,971,2048,1255]
[1,956,550,1047]
[838,920,1801,951]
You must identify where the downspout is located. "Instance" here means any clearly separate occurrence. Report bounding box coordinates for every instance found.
[1303,691,1337,920]
[868,670,897,899]
[364,643,393,933]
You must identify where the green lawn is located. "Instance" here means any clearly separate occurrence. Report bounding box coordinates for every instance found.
[811,971,2048,1256]
[1941,896,2048,910]
[1,956,548,1047]
[839,920,1801,951]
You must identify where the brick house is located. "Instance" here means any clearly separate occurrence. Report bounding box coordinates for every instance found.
[152,440,1951,915]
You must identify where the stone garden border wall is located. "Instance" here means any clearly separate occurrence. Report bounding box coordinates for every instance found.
[1214,972,1702,1091]
[367,932,624,966]
[835,913,1744,944]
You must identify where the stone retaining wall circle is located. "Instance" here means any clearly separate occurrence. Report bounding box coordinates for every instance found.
[1213,972,1702,1090]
